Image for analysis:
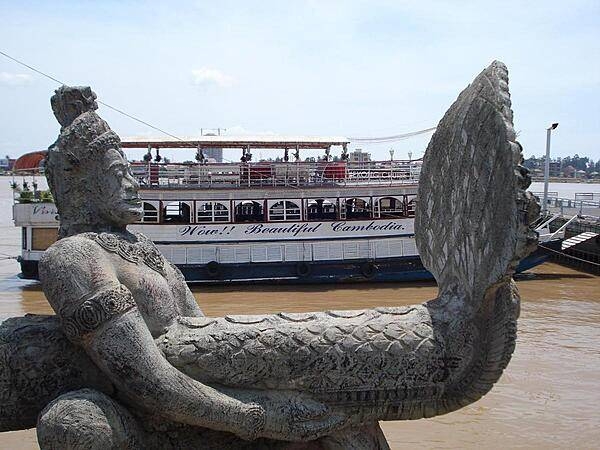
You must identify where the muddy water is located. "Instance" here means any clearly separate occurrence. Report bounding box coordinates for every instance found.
[0,180,599,449]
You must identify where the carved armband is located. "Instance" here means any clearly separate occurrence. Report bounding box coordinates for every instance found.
[60,285,136,342]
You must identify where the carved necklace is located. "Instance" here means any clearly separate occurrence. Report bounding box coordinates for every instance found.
[84,232,166,277]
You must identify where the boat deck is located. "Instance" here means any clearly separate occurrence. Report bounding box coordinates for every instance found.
[130,160,422,190]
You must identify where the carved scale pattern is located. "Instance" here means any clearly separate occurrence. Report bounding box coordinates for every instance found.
[160,305,451,408]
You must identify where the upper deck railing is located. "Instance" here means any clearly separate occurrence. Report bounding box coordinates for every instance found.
[130,160,422,189]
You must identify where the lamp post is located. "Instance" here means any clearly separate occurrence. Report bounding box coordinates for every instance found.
[542,122,559,213]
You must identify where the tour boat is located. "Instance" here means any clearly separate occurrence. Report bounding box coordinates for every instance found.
[11,136,549,283]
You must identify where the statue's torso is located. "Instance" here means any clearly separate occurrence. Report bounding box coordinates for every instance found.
[79,231,202,337]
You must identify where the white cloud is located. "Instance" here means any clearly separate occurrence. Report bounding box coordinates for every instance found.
[0,72,34,86]
[191,68,234,88]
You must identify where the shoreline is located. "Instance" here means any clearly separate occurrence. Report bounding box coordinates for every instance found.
[531,177,600,184]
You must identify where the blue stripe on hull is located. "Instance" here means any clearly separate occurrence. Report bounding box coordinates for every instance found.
[180,252,548,285]
[179,256,435,285]
[516,253,549,273]
[20,252,548,284]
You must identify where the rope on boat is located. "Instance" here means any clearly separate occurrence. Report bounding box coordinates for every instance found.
[1,48,434,185]
[1,49,436,148]
[538,243,600,268]
[349,127,437,143]
[0,50,290,182]
[0,49,183,141]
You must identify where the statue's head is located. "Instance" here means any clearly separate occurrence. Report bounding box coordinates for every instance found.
[51,85,98,128]
[46,86,143,237]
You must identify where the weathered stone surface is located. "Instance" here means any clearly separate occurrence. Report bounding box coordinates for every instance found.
[415,61,539,301]
[0,315,112,431]
[0,61,538,449]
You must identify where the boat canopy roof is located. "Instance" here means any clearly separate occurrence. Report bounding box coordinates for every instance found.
[121,135,350,149]
[13,150,46,172]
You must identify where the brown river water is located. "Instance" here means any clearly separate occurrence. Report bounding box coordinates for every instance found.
[0,179,599,449]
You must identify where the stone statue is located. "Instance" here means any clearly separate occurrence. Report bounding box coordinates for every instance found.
[0,61,538,449]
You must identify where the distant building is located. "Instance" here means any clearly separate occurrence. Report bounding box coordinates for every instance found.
[203,148,223,163]
[563,165,576,178]
[201,132,223,162]
[0,156,15,171]
[349,149,371,163]
[549,161,561,177]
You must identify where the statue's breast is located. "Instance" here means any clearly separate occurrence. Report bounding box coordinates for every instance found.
[115,256,181,336]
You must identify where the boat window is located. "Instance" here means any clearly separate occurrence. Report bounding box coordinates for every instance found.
[269,201,301,222]
[140,202,159,223]
[162,201,191,223]
[377,196,406,218]
[307,199,337,221]
[197,201,230,223]
[234,201,264,223]
[345,197,372,219]
[31,227,58,251]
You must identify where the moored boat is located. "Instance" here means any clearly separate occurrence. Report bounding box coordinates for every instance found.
[12,136,549,283]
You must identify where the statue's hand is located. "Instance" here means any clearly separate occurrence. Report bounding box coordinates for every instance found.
[233,390,347,441]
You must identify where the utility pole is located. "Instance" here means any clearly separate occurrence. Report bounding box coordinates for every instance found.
[542,123,559,213]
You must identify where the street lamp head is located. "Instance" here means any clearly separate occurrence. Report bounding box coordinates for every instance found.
[548,123,559,130]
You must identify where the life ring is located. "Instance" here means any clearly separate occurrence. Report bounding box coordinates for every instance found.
[206,261,221,278]
[296,262,312,277]
[360,261,377,279]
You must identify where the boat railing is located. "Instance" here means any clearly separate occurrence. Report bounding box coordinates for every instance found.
[8,170,54,204]
[538,195,600,218]
[575,192,600,202]
[531,191,558,199]
[130,160,422,189]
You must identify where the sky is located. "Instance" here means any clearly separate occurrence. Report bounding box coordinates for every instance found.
[0,0,599,163]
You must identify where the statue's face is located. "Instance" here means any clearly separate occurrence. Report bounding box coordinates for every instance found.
[95,148,143,226]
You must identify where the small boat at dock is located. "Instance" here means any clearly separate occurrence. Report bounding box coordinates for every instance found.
[535,213,600,275]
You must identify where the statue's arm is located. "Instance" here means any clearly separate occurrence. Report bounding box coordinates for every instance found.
[38,238,262,439]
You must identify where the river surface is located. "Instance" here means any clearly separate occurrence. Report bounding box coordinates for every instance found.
[0,179,599,449]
